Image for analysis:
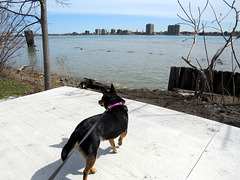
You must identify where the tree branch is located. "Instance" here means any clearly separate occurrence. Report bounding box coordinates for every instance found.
[208,0,239,71]
[177,0,194,23]
[0,4,41,22]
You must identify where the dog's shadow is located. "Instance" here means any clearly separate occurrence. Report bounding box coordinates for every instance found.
[31,138,115,180]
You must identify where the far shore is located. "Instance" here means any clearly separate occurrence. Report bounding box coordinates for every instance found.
[32,31,240,37]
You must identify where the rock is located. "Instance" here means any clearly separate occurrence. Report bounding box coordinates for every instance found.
[78,78,109,90]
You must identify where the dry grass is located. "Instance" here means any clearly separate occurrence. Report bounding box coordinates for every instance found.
[0,66,80,95]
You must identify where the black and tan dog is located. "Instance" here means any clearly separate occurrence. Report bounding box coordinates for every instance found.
[61,84,128,180]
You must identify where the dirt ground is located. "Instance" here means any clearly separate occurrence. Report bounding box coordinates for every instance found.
[117,88,240,128]
[1,67,240,128]
[78,78,240,128]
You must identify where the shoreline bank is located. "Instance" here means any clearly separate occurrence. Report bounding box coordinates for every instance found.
[0,66,240,128]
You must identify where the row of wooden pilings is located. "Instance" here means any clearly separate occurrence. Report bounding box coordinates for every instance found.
[168,66,240,97]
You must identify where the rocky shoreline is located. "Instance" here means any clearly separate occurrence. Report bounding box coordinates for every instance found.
[1,66,240,128]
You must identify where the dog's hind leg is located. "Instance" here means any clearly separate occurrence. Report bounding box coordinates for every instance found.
[83,152,98,180]
[118,131,127,146]
[109,139,117,152]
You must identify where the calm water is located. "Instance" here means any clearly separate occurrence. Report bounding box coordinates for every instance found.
[11,35,240,90]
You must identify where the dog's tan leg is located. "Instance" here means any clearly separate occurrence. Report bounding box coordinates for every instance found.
[118,131,127,146]
[83,154,97,180]
[90,150,98,174]
[109,139,117,152]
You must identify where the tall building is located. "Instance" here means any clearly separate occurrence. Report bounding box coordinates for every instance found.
[168,24,180,35]
[95,29,101,35]
[117,29,122,35]
[111,29,116,35]
[101,28,107,35]
[146,23,154,35]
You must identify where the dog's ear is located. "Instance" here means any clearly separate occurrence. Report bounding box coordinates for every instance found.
[110,83,116,94]
[100,87,107,95]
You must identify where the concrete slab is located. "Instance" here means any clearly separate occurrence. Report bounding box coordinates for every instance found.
[0,86,239,180]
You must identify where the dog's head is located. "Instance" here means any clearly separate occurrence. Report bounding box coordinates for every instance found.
[98,84,125,109]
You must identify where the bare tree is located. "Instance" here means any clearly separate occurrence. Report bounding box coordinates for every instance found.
[177,0,240,99]
[0,9,26,72]
[0,0,68,90]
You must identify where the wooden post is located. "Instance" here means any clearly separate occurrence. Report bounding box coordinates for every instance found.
[213,71,221,94]
[24,30,35,47]
[168,67,179,91]
[180,67,195,90]
[234,72,240,97]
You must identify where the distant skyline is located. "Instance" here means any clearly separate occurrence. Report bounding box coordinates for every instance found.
[44,0,239,34]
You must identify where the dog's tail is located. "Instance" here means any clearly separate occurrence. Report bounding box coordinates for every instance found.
[61,132,78,161]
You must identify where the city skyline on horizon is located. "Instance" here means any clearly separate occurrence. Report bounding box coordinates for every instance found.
[61,23,180,35]
[69,23,180,35]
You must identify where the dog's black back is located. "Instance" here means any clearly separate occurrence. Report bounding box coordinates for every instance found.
[61,84,128,180]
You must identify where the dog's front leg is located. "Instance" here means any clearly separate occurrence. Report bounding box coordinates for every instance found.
[109,139,117,152]
[118,131,127,146]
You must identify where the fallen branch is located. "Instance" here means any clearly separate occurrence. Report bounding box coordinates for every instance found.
[17,65,30,72]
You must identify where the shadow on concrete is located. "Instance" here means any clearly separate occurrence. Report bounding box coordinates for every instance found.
[31,138,115,180]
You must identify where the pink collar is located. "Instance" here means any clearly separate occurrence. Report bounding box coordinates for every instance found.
[108,102,123,109]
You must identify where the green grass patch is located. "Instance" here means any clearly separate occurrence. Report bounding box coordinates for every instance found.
[0,78,32,99]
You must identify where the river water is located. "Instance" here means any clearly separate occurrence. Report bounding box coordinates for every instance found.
[11,35,240,90]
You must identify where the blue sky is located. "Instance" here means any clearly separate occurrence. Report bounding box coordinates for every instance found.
[45,0,239,34]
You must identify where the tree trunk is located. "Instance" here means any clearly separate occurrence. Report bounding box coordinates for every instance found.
[40,0,51,90]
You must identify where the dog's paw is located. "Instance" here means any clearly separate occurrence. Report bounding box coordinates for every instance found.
[118,140,122,146]
[90,168,97,174]
[112,147,118,153]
